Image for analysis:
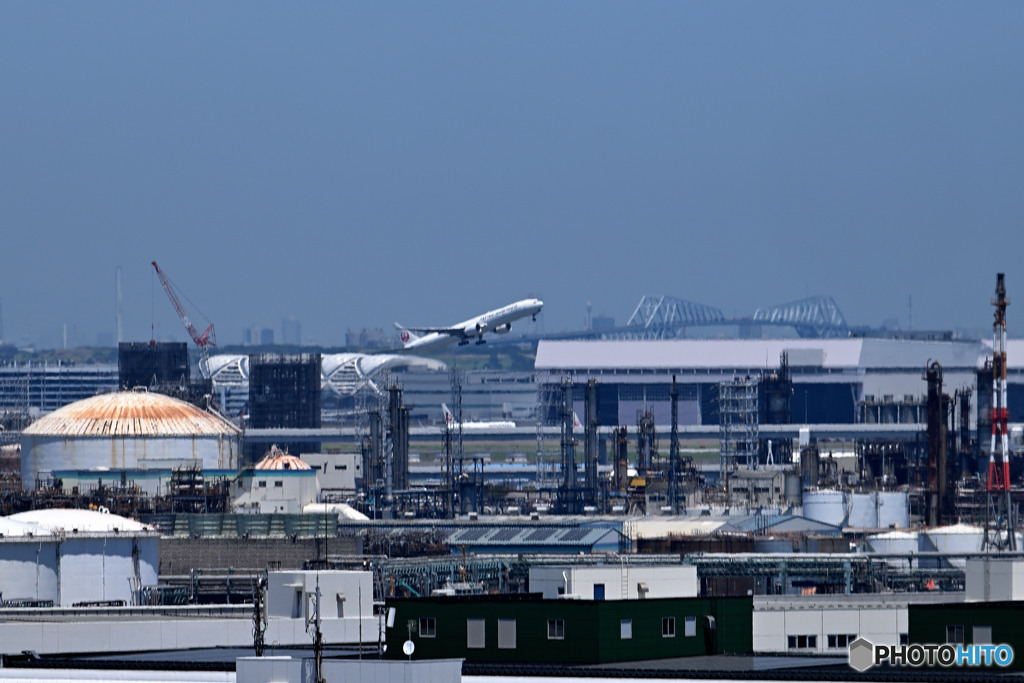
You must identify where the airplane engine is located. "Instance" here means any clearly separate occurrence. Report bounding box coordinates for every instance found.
[493,323,512,334]
[476,322,487,334]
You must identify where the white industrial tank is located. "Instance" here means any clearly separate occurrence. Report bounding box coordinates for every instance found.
[924,523,984,568]
[876,490,910,528]
[848,492,878,528]
[0,518,59,605]
[866,530,920,558]
[802,489,849,527]
[5,509,158,606]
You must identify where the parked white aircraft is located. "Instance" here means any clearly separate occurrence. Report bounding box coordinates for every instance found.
[394,298,543,352]
[441,404,580,431]
[441,404,517,430]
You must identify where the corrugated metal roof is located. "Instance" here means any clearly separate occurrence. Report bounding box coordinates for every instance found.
[445,526,617,548]
[629,518,739,539]
[22,390,239,438]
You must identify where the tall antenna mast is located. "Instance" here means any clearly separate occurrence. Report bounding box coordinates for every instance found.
[985,273,1016,550]
[115,266,123,345]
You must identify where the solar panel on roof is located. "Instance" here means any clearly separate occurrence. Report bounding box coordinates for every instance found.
[490,528,520,542]
[525,528,556,541]
[457,528,488,542]
[559,529,590,542]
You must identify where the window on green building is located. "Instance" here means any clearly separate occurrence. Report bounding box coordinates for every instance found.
[467,618,485,649]
[946,625,964,645]
[620,619,632,639]
[684,616,697,637]
[662,617,675,637]
[498,619,516,649]
[418,617,436,638]
[973,625,992,645]
[547,619,565,640]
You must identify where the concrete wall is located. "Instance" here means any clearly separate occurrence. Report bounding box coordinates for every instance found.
[237,657,462,683]
[753,597,906,653]
[965,557,1024,601]
[301,451,361,492]
[266,570,373,621]
[0,610,375,655]
[530,565,698,600]
[232,472,319,515]
[0,571,376,655]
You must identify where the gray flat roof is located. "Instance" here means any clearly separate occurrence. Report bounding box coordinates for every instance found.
[536,338,992,372]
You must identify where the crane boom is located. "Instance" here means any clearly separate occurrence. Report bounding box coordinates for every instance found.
[151,261,217,350]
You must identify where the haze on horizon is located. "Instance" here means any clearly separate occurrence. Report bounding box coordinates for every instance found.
[2,3,1023,349]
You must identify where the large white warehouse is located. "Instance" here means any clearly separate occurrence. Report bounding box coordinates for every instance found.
[20,389,241,489]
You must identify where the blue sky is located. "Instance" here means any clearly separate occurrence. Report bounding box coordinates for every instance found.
[2,3,1023,348]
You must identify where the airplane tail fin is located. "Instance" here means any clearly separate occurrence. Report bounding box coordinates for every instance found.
[441,403,454,425]
[573,410,582,429]
[394,322,421,348]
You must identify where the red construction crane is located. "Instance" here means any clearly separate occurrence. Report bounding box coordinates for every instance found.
[151,261,217,357]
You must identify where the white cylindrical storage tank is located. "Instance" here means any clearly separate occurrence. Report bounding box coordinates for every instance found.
[925,524,984,568]
[876,490,910,529]
[848,492,878,528]
[0,518,59,605]
[802,489,848,527]
[866,530,919,555]
[7,509,158,607]
[20,390,241,489]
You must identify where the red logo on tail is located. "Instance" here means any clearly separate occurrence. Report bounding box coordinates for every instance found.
[400,330,410,343]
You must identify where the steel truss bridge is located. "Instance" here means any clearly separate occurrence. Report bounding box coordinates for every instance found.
[596,295,850,340]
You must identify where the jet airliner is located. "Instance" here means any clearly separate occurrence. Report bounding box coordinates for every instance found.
[441,404,517,430]
[394,298,543,352]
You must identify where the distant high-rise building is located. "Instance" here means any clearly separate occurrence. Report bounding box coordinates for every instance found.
[247,353,321,460]
[243,326,275,346]
[346,328,389,349]
[118,341,189,389]
[592,315,616,331]
[281,317,302,345]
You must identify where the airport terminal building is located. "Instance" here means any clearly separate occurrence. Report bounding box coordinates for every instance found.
[533,338,1024,430]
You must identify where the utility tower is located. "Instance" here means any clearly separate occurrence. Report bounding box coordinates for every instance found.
[984,273,1016,551]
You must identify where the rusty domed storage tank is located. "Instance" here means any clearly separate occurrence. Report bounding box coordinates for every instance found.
[20,389,240,489]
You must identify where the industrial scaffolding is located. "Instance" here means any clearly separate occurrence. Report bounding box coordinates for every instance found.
[719,377,759,481]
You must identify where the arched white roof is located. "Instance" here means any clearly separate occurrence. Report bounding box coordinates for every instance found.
[207,353,447,397]
[321,353,446,396]
[0,516,55,538]
[8,508,152,533]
